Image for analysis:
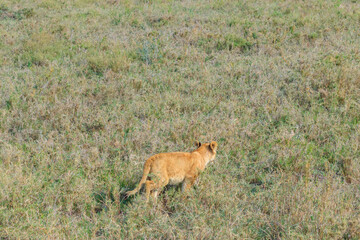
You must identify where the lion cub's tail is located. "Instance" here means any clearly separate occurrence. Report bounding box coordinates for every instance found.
[126,158,152,197]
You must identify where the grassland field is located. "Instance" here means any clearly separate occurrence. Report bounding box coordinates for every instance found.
[0,0,360,238]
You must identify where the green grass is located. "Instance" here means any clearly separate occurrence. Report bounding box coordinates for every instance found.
[1,0,360,238]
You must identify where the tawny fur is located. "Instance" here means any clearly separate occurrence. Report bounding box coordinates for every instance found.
[126,141,218,202]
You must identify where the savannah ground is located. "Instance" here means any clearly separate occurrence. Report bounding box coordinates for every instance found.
[1,0,360,238]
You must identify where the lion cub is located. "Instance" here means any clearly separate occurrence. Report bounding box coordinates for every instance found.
[126,141,218,202]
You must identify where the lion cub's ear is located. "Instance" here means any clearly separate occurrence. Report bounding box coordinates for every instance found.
[209,141,218,150]
[195,141,202,148]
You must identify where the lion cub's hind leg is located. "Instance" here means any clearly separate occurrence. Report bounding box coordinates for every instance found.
[145,175,169,203]
[151,190,159,202]
[145,180,155,202]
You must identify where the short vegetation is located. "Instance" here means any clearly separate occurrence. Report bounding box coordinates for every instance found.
[1,0,359,238]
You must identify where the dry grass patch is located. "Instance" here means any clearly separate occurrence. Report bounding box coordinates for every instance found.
[0,0,360,238]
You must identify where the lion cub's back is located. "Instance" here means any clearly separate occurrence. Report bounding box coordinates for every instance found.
[150,152,195,177]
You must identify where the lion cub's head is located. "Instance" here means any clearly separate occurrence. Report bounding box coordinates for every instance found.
[195,141,218,161]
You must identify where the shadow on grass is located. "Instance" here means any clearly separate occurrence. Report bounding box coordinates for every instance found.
[92,180,138,214]
[92,180,186,215]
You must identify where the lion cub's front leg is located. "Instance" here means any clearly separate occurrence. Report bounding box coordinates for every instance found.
[182,173,199,193]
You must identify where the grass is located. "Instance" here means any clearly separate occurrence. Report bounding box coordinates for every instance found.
[0,0,360,238]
